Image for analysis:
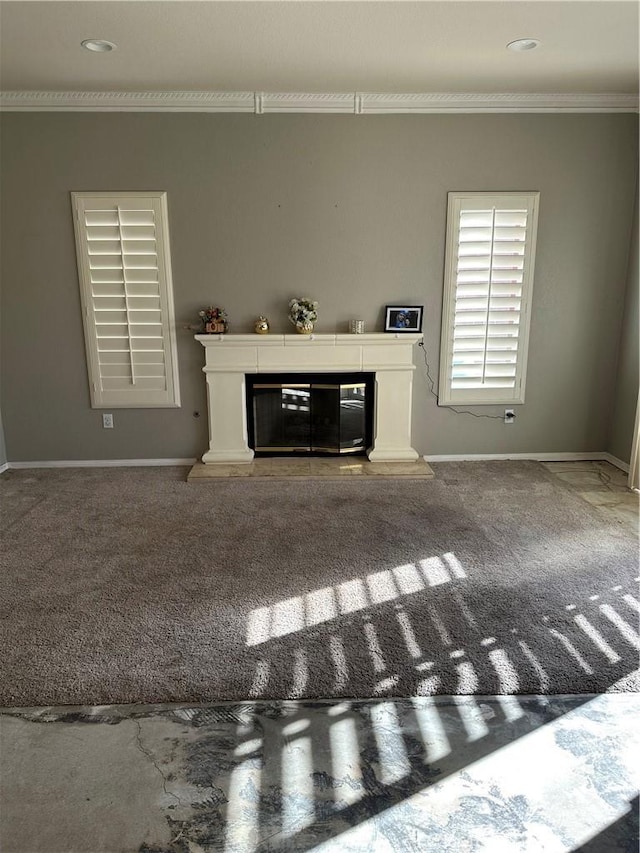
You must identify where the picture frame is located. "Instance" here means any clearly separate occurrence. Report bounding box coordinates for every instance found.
[384,305,423,333]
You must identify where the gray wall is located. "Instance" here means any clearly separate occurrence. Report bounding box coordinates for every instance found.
[0,406,6,468]
[608,183,639,464]
[0,113,637,461]
[0,278,5,467]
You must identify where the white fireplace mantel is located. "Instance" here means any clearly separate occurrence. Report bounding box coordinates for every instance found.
[195,332,422,463]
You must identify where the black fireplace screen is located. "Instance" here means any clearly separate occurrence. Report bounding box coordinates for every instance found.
[246,373,374,455]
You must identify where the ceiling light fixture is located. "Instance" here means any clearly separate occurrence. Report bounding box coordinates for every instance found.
[506,38,541,52]
[81,39,117,53]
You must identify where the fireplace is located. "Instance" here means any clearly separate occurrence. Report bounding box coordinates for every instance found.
[195,332,422,463]
[246,372,375,456]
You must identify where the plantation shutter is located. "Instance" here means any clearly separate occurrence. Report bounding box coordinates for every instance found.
[439,192,539,405]
[72,192,181,408]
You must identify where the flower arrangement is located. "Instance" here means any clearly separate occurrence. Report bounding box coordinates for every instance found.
[288,298,318,331]
[199,306,228,334]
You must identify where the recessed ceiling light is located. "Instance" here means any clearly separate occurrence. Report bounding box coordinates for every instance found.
[81,39,117,53]
[507,38,541,52]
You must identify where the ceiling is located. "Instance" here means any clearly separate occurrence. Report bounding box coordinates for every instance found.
[0,1,638,96]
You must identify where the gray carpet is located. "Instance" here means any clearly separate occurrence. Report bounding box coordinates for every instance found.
[1,462,638,706]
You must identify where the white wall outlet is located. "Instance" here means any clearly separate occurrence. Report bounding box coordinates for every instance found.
[504,409,515,424]
[102,413,114,429]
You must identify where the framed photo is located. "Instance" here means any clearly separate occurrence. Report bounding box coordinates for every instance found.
[384,305,423,333]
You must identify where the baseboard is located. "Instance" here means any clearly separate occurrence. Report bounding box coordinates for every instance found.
[6,458,197,469]
[423,451,619,465]
[5,452,630,474]
[601,453,631,473]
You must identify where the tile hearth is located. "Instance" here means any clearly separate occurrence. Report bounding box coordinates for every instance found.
[188,457,435,480]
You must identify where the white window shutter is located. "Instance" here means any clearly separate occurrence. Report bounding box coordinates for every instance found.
[439,192,539,406]
[72,192,181,408]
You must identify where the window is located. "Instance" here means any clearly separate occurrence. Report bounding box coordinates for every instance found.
[439,191,539,406]
[72,192,180,408]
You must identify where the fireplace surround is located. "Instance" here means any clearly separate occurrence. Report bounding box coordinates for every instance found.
[195,333,422,463]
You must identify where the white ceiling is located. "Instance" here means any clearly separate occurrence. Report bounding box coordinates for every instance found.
[0,1,638,95]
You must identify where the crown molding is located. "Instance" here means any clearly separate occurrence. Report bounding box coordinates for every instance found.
[0,90,637,114]
[362,92,638,114]
[0,91,256,112]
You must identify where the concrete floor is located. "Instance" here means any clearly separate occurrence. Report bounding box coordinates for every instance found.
[1,460,638,853]
[2,694,639,853]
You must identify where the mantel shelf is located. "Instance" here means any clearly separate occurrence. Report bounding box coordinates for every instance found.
[194,333,423,346]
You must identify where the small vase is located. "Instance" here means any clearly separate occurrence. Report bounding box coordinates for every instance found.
[295,322,314,334]
[254,316,270,334]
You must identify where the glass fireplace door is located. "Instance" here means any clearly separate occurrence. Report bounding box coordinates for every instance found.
[252,384,311,452]
[247,373,373,455]
[312,383,367,453]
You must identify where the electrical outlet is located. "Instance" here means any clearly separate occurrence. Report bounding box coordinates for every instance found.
[504,409,515,424]
[102,413,114,429]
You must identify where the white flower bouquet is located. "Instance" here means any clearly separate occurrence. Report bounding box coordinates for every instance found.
[288,298,318,330]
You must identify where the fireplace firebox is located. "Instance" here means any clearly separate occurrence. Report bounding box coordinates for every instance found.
[246,372,375,455]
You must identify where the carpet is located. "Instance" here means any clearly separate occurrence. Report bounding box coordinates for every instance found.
[1,462,638,706]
